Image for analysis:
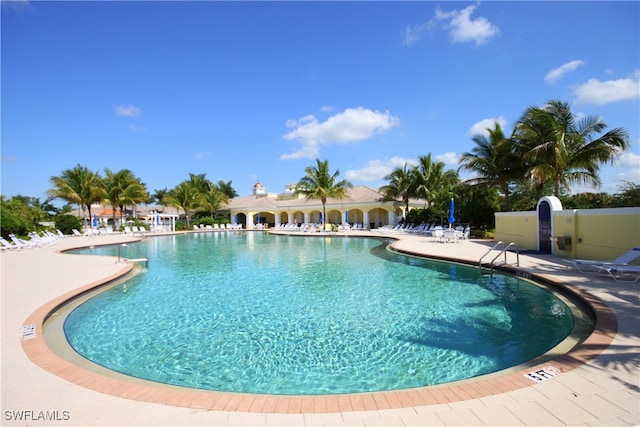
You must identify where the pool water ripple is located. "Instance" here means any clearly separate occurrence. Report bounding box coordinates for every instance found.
[64,233,574,395]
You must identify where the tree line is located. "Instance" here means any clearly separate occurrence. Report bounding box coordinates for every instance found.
[1,99,636,238]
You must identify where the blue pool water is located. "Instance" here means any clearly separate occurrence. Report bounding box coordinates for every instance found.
[64,233,574,395]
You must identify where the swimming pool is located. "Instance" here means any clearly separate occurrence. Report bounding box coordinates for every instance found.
[63,233,576,395]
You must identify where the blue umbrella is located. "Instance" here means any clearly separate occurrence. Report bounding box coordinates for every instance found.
[448,198,456,227]
[93,214,98,228]
[345,210,349,223]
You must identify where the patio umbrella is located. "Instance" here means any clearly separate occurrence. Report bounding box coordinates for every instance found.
[156,213,160,225]
[448,198,456,228]
[345,210,349,223]
[93,214,98,228]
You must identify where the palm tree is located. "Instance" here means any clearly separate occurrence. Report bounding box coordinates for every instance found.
[201,185,229,217]
[151,188,170,210]
[413,154,446,205]
[187,173,211,194]
[515,100,630,197]
[379,163,414,219]
[296,159,352,227]
[459,122,523,211]
[164,181,201,228]
[103,168,148,229]
[47,164,104,227]
[216,180,239,199]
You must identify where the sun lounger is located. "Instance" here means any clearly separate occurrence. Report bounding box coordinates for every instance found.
[9,234,36,249]
[0,237,19,251]
[568,247,640,273]
[596,264,640,283]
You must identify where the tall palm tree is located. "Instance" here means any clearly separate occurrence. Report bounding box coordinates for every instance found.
[187,173,211,194]
[379,163,414,219]
[151,188,170,210]
[216,180,239,199]
[47,164,104,227]
[515,100,630,197]
[459,122,523,211]
[103,168,148,229]
[296,159,352,226]
[413,154,446,205]
[164,181,201,228]
[201,186,229,217]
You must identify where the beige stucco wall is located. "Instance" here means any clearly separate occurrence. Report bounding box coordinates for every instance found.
[566,208,640,261]
[496,205,640,261]
[494,212,538,250]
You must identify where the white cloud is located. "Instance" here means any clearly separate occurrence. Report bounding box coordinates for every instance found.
[115,104,142,117]
[402,22,429,46]
[1,0,32,12]
[345,157,417,182]
[195,152,210,159]
[617,150,640,170]
[319,105,334,113]
[436,152,460,167]
[614,150,640,185]
[435,5,499,45]
[128,124,145,132]
[545,60,584,83]
[281,107,400,160]
[402,4,498,46]
[467,116,508,137]
[615,169,640,186]
[573,70,640,105]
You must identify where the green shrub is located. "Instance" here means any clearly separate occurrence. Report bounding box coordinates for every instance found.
[54,213,82,235]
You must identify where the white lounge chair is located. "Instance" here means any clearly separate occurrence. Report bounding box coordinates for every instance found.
[0,237,19,251]
[596,264,640,283]
[568,247,640,273]
[431,227,445,242]
[9,234,35,249]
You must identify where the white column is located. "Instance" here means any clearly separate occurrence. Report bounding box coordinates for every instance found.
[245,212,253,229]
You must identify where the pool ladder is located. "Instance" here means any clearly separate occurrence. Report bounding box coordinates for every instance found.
[479,241,519,277]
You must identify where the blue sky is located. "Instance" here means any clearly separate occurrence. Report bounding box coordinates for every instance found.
[2,1,639,202]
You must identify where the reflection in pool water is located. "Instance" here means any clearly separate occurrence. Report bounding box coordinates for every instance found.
[64,233,574,395]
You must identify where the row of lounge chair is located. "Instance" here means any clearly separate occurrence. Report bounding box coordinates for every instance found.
[271,223,369,232]
[72,227,120,237]
[568,246,640,283]
[0,230,64,251]
[192,223,243,231]
[374,223,470,243]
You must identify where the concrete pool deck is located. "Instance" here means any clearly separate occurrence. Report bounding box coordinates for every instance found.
[1,231,638,426]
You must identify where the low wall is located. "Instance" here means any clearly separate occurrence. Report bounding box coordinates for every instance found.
[496,201,640,261]
[493,212,538,250]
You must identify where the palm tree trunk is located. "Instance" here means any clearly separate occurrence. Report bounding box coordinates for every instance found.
[322,203,326,227]
[86,204,92,228]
